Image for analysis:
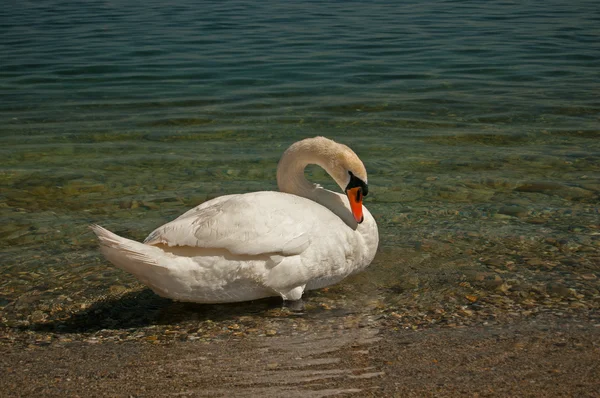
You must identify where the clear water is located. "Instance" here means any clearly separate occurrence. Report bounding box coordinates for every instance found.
[1,1,599,340]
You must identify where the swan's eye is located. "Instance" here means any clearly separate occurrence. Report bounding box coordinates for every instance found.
[355,187,362,202]
[346,171,368,197]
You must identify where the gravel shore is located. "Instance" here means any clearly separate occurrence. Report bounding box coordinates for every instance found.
[1,315,598,397]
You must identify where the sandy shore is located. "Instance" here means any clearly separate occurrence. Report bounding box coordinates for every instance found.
[1,315,598,397]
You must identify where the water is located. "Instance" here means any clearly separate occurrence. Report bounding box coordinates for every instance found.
[1,0,599,355]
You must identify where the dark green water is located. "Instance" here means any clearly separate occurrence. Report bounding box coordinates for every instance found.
[1,1,599,343]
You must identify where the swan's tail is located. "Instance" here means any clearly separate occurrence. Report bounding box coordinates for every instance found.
[90,225,274,303]
[90,225,168,288]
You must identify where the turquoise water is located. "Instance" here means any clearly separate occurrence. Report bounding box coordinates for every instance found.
[1,1,599,339]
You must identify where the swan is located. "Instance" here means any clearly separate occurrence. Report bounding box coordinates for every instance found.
[91,136,378,303]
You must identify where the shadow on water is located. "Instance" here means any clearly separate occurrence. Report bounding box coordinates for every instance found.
[25,289,284,334]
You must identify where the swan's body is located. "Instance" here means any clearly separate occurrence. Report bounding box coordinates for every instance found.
[92,137,378,303]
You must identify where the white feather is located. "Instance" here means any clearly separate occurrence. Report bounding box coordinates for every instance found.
[91,137,379,303]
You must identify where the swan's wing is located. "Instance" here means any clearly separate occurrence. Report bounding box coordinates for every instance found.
[143,192,313,257]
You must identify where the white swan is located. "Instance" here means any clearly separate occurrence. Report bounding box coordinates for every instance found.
[91,136,378,303]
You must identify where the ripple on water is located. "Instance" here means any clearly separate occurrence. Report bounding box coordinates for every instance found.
[1,0,599,379]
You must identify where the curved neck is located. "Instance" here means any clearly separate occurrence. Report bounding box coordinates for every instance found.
[277,137,339,197]
[277,148,318,198]
[276,138,357,229]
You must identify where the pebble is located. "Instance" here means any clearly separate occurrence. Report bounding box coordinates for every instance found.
[548,284,572,298]
[515,181,594,199]
[30,311,47,323]
[465,295,478,303]
[496,284,511,294]
[526,258,545,267]
[482,258,504,267]
[108,285,127,295]
[498,205,528,218]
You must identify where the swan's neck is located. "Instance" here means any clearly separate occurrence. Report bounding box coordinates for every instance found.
[277,147,318,198]
[276,138,357,229]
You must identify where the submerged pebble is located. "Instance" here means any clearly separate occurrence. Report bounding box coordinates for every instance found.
[498,205,528,218]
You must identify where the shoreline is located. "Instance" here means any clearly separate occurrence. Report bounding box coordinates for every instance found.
[2,314,599,397]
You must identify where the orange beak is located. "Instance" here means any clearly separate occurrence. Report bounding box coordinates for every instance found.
[346,187,364,223]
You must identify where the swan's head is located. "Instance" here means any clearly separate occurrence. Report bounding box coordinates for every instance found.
[278,136,370,224]
[325,139,369,224]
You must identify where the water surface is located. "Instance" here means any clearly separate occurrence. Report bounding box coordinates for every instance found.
[1,0,599,361]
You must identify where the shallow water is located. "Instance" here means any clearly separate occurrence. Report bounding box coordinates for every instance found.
[1,0,599,352]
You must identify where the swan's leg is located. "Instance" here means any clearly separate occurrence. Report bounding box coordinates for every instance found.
[278,285,305,301]
[283,298,305,312]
